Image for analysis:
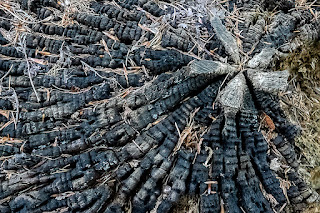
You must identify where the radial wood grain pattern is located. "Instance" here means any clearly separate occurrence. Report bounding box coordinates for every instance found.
[0,0,320,212]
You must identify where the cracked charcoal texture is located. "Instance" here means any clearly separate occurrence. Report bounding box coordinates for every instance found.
[0,1,319,213]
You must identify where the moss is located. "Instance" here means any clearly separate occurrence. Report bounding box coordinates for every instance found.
[172,195,199,213]
[310,167,320,190]
[277,41,320,94]
[302,204,320,213]
[275,41,320,212]
[275,40,320,167]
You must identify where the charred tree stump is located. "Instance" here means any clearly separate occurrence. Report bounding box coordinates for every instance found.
[1,0,320,212]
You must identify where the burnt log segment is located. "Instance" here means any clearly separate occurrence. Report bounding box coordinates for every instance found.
[18,0,62,11]
[252,90,300,142]
[0,0,319,213]
[0,19,11,45]
[90,2,146,21]
[0,33,8,45]
[30,23,106,45]
[72,13,153,43]
[238,91,287,207]
[104,0,166,16]
[262,0,295,12]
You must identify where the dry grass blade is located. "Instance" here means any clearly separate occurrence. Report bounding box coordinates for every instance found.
[18,35,40,102]
[101,39,112,58]
[81,60,107,80]
[103,31,120,42]
[0,65,13,82]
[173,108,201,155]
[0,2,36,24]
[0,110,10,119]
[123,63,129,87]
[0,119,14,131]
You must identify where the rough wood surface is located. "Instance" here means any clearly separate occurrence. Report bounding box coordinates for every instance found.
[0,0,320,212]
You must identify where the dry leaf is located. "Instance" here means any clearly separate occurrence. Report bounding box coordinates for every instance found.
[123,63,129,86]
[262,112,275,131]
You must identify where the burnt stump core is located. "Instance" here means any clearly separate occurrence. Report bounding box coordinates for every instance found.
[0,0,320,212]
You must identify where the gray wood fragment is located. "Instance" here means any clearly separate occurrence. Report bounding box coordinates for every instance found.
[217,72,246,115]
[247,69,289,93]
[247,48,278,69]
[189,60,237,77]
[210,16,241,64]
[280,19,320,52]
